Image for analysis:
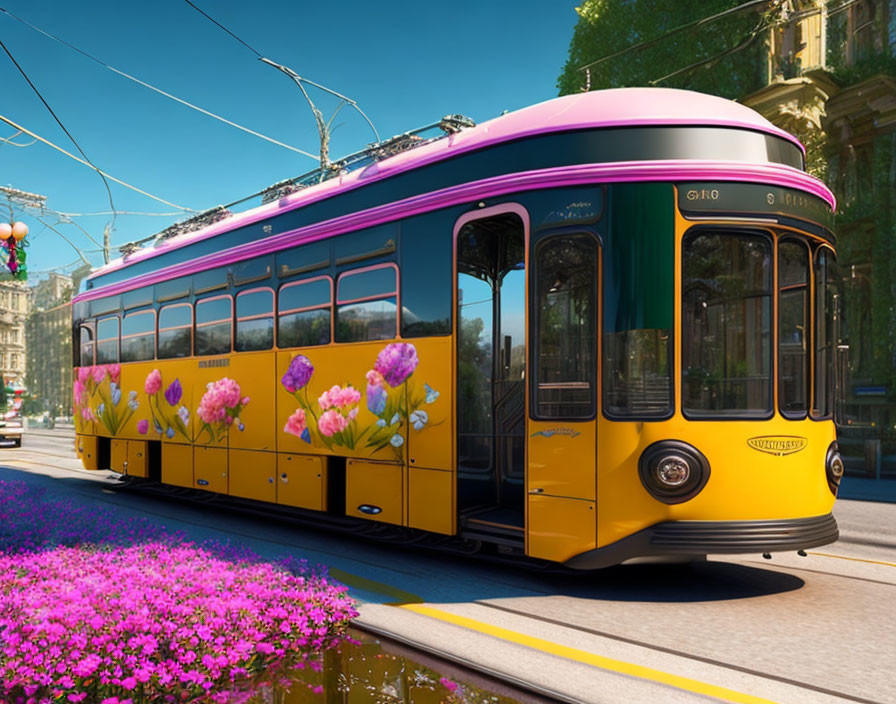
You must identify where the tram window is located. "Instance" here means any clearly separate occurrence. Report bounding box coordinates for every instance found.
[683,232,772,418]
[79,325,95,367]
[96,316,120,364]
[122,287,153,310]
[278,277,331,347]
[812,248,837,419]
[73,300,89,322]
[156,277,191,302]
[401,214,451,337]
[195,296,232,356]
[193,268,228,295]
[334,225,397,266]
[90,295,120,318]
[121,309,156,362]
[779,240,810,417]
[158,303,192,359]
[235,288,274,351]
[277,241,330,279]
[336,265,398,342]
[534,234,598,418]
[603,183,674,418]
[231,256,272,286]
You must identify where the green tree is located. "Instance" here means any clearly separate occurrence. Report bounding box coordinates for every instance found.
[557,0,776,99]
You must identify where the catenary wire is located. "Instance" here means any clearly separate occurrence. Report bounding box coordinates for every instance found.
[576,0,776,73]
[0,7,319,161]
[0,129,35,147]
[650,14,771,85]
[182,1,380,143]
[0,36,120,231]
[182,0,264,58]
[0,114,195,212]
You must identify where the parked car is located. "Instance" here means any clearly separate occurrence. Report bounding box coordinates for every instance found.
[0,414,22,447]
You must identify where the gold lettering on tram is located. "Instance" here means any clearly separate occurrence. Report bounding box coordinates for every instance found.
[747,436,808,456]
[686,188,720,201]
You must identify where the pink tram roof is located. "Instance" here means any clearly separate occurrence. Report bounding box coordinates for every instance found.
[85,88,819,284]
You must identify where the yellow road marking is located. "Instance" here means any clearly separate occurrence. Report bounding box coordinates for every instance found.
[808,552,896,568]
[329,568,423,604]
[399,603,778,704]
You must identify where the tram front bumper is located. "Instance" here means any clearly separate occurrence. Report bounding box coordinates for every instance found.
[564,513,839,570]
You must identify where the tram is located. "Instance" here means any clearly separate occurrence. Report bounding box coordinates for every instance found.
[71,88,842,568]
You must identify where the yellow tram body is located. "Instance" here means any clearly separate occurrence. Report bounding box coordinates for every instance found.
[73,89,841,568]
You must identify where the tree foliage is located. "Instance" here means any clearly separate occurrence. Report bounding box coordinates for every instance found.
[557,0,774,99]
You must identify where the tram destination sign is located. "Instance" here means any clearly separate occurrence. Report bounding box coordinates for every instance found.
[678,182,834,232]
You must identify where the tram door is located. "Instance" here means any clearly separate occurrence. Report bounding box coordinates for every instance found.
[456,211,527,531]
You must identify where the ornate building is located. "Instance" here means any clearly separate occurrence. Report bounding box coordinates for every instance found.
[0,280,29,388]
[25,273,72,418]
[742,0,896,487]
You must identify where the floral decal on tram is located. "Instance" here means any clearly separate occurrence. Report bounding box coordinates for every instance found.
[74,364,140,436]
[142,370,249,444]
[281,342,440,460]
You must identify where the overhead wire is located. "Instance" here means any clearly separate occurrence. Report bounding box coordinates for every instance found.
[49,210,183,218]
[0,35,120,232]
[0,7,319,161]
[0,114,195,212]
[182,1,380,144]
[650,13,774,85]
[0,129,36,147]
[182,0,264,57]
[576,0,775,73]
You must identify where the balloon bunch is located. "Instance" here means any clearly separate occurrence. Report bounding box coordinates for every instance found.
[0,221,28,279]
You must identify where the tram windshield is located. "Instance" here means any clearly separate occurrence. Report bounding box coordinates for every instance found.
[682,231,773,418]
[682,230,837,420]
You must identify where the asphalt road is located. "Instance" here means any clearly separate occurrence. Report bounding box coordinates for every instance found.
[4,428,895,704]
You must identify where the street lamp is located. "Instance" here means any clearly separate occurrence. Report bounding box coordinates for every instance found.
[0,220,28,276]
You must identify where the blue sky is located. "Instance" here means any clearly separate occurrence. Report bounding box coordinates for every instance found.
[0,1,579,280]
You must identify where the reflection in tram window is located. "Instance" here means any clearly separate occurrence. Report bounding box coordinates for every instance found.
[779,240,810,417]
[534,234,597,418]
[813,248,837,419]
[603,183,674,418]
[683,232,772,417]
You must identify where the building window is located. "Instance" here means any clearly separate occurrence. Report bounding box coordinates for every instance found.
[335,264,398,343]
[235,288,274,351]
[278,277,331,348]
[195,296,232,356]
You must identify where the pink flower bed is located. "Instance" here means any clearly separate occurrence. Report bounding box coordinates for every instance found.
[0,481,357,703]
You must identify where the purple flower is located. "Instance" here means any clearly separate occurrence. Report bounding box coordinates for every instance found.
[365,370,387,415]
[281,355,314,393]
[137,419,149,435]
[374,343,419,387]
[164,378,182,406]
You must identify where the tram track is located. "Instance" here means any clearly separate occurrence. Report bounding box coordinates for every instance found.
[470,600,885,704]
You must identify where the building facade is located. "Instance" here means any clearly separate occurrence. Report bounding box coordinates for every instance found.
[741,0,896,490]
[25,273,72,419]
[0,279,29,389]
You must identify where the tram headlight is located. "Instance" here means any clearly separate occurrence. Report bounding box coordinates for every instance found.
[638,441,710,504]
[654,455,691,487]
[825,442,844,496]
